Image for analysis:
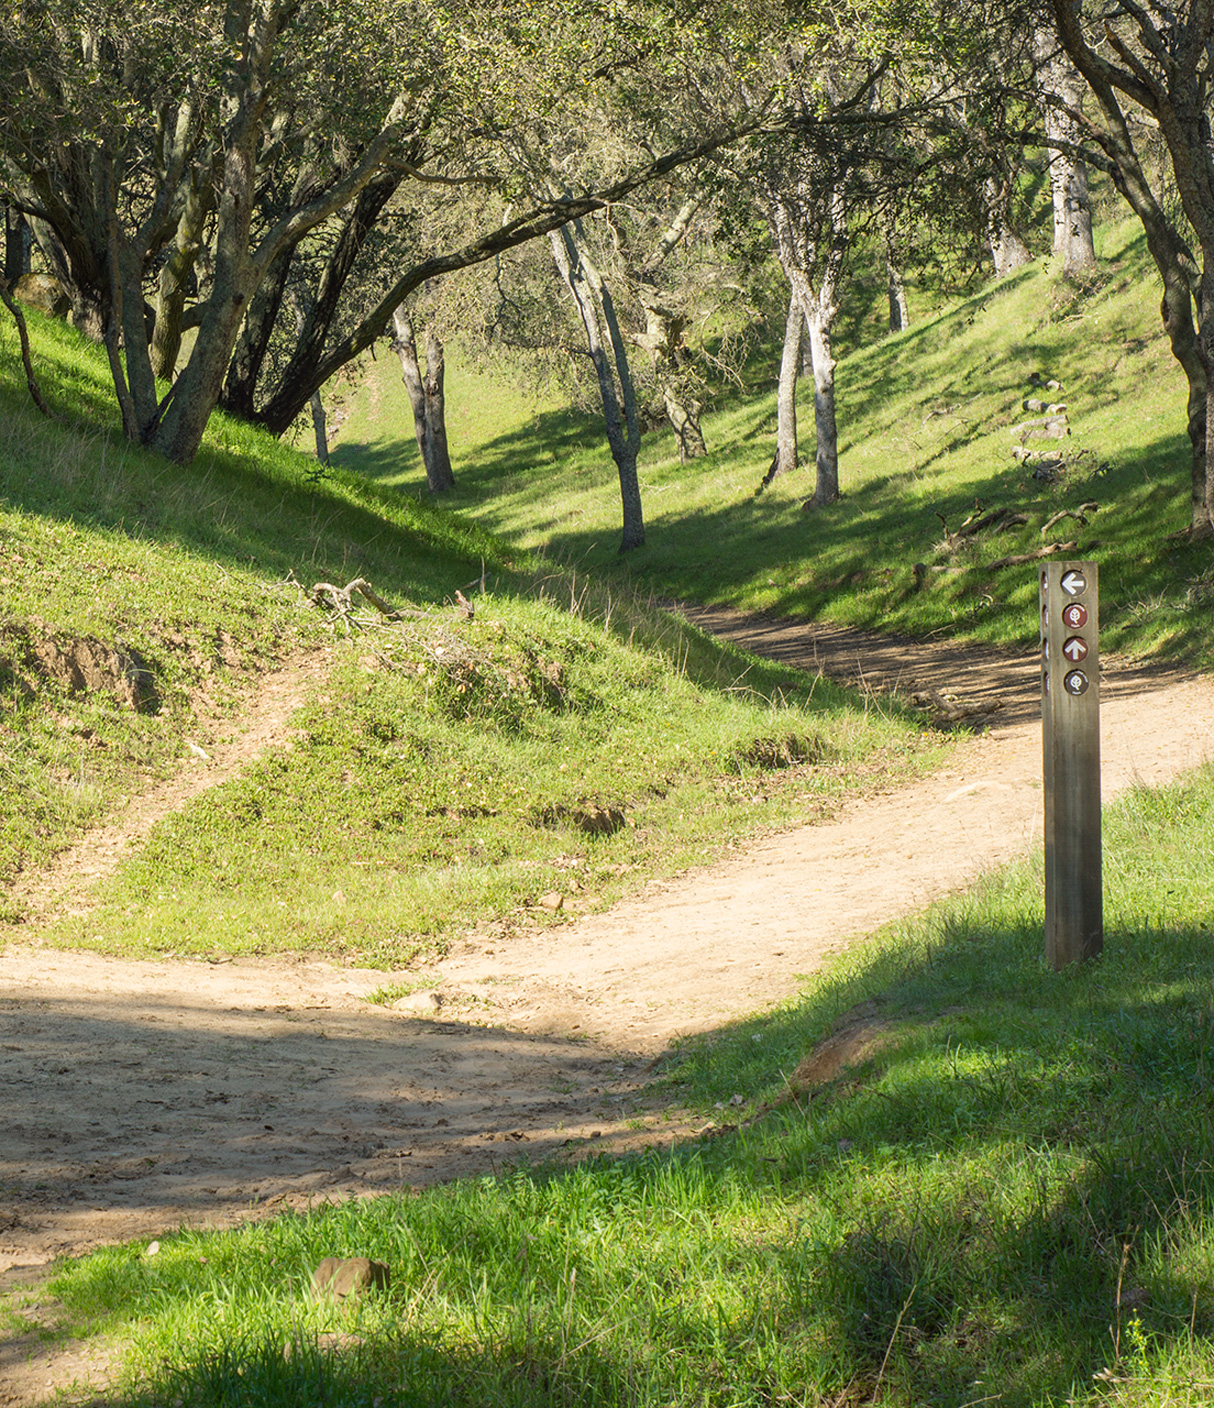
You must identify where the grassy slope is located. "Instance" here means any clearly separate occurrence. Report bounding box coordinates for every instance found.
[333,218,1213,664]
[4,222,1214,1408]
[0,304,920,959]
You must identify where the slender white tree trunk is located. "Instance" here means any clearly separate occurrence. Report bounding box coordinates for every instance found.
[550,225,645,551]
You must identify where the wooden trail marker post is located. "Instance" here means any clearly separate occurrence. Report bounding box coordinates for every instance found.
[1040,561,1103,968]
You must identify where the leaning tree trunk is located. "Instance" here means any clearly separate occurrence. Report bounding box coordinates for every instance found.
[0,272,54,415]
[390,304,455,494]
[550,224,645,552]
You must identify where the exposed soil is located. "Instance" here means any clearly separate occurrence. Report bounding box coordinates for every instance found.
[2,611,1213,1406]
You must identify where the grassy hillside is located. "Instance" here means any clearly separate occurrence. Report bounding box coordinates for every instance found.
[3,220,1214,1408]
[332,218,1213,665]
[0,305,922,954]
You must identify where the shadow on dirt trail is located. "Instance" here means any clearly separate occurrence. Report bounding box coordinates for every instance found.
[2,607,1212,1312]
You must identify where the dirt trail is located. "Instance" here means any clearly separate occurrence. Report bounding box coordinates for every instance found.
[2,613,1213,1405]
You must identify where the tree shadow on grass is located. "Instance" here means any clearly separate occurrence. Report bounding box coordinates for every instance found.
[42,880,1214,1408]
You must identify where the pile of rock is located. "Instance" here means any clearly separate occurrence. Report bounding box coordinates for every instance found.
[1011,373,1069,481]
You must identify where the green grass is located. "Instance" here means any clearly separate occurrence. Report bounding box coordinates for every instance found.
[0,299,926,955]
[64,587,919,963]
[25,761,1214,1407]
[334,217,1214,667]
[6,205,1214,1408]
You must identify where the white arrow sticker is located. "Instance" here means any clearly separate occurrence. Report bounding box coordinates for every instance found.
[1061,569,1087,597]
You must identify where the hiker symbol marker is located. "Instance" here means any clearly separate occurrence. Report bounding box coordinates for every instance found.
[1040,561,1102,969]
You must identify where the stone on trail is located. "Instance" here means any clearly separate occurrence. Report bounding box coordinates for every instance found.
[311,1256,391,1301]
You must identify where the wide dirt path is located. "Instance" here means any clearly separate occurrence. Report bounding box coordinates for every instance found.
[2,611,1212,1401]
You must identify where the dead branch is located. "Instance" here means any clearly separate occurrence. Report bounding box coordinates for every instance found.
[1040,502,1099,537]
[309,577,402,629]
[911,687,1005,724]
[987,541,1077,569]
[0,274,56,418]
[957,508,1029,537]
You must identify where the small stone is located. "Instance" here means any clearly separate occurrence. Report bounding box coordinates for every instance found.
[538,891,564,912]
[311,1256,390,1301]
[145,1240,160,1257]
[392,990,443,1013]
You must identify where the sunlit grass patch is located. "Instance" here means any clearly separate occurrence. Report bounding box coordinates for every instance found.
[61,590,920,963]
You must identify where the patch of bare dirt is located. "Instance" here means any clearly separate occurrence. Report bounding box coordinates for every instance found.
[5,646,335,927]
[2,612,1213,1406]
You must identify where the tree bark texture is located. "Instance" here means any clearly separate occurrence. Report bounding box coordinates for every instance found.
[4,208,30,284]
[774,288,802,480]
[1035,31,1098,279]
[390,304,455,493]
[984,176,1034,278]
[886,239,910,332]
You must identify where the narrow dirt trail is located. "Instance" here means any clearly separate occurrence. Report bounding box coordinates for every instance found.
[2,613,1213,1405]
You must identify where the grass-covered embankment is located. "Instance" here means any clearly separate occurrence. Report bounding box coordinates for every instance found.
[0,303,923,958]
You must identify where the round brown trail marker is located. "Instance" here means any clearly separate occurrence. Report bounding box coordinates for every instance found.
[1040,561,1103,968]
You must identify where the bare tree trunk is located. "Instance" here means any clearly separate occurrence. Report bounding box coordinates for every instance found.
[4,207,30,284]
[774,288,802,481]
[422,324,453,490]
[886,237,910,332]
[550,224,645,552]
[26,216,104,339]
[390,304,455,493]
[392,305,429,457]
[802,284,840,507]
[152,174,213,382]
[290,289,329,467]
[309,390,329,464]
[1036,32,1098,279]
[756,288,803,494]
[768,186,847,509]
[984,177,1034,277]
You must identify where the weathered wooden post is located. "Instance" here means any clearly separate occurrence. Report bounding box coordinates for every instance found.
[1040,561,1103,968]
